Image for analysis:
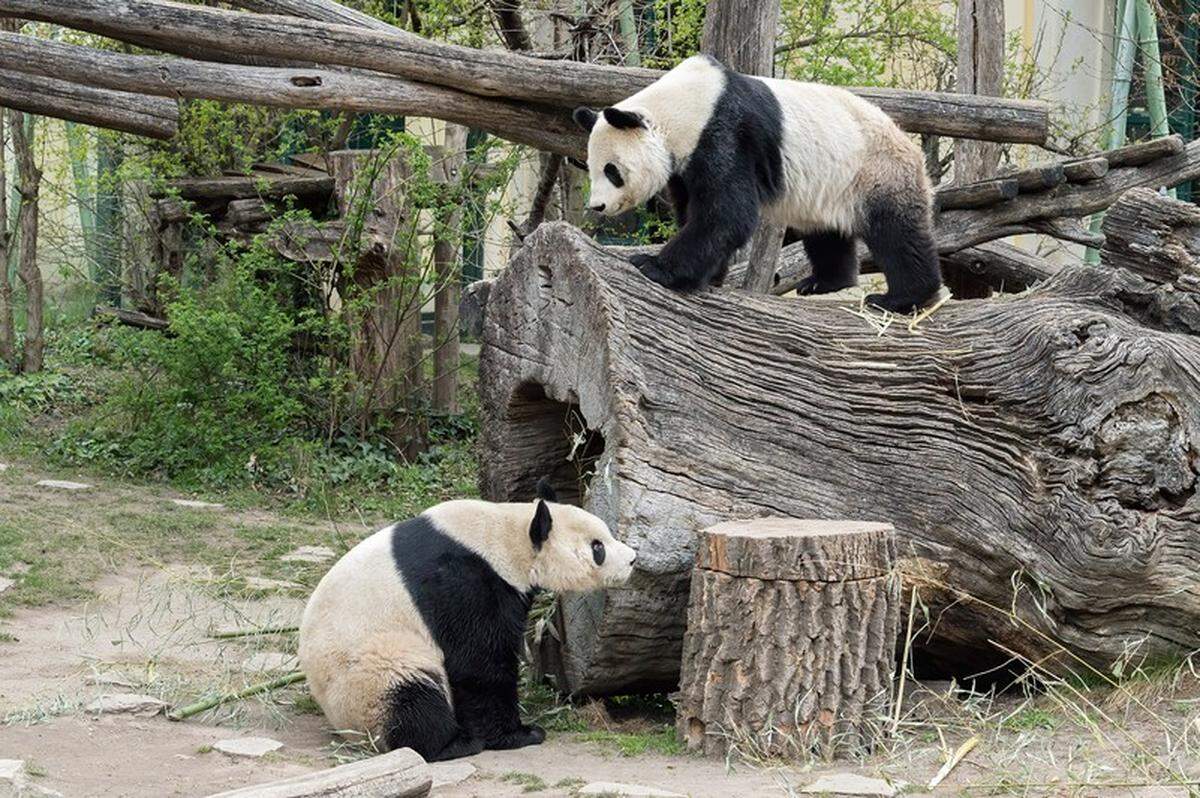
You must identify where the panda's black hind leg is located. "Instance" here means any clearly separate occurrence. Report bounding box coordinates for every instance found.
[382,676,480,761]
[796,231,859,296]
[860,196,943,312]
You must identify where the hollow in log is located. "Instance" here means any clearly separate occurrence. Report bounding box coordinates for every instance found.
[677,519,899,759]
[479,221,1200,695]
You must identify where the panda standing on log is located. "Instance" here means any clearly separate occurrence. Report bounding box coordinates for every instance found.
[574,55,943,313]
[299,480,636,762]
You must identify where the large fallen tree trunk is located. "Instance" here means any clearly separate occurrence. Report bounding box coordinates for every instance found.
[0,0,1049,144]
[479,198,1200,695]
[0,33,583,158]
[0,69,178,139]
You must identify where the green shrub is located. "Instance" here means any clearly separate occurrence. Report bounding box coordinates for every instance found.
[57,248,302,486]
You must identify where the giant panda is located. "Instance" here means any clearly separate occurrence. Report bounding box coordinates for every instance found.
[298,481,636,762]
[573,55,943,313]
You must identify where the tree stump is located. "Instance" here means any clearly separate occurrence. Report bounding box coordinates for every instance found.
[677,519,899,759]
[479,210,1200,696]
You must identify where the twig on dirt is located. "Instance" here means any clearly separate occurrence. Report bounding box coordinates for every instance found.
[168,671,306,721]
[927,734,979,789]
[891,587,919,737]
[208,625,299,639]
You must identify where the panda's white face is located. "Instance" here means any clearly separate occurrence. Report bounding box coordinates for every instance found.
[529,502,637,593]
[574,106,672,217]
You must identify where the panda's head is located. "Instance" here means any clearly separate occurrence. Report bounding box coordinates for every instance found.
[573,106,671,217]
[526,479,637,592]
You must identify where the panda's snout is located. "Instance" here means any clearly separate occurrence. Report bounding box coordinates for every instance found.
[590,202,606,213]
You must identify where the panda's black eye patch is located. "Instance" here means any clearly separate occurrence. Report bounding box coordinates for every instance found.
[591,540,606,566]
[604,163,624,188]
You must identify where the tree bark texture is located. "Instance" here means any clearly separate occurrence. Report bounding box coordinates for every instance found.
[10,109,40,373]
[479,214,1200,695]
[0,67,178,140]
[0,0,1051,145]
[433,124,468,415]
[329,150,427,457]
[677,520,899,759]
[954,0,1004,184]
[0,33,583,159]
[0,106,12,371]
[204,746,430,798]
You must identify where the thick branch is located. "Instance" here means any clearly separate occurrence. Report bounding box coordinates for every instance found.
[225,0,397,32]
[0,33,584,158]
[0,69,178,139]
[936,137,1200,252]
[0,0,1050,144]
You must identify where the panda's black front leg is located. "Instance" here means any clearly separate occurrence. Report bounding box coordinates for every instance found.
[629,185,757,291]
[451,676,545,752]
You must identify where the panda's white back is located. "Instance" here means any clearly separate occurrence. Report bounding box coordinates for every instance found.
[298,525,444,736]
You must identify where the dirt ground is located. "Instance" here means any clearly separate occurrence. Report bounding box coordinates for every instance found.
[2,460,1198,797]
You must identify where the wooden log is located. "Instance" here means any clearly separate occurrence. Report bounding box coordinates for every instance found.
[2,0,1051,144]
[1104,133,1185,168]
[677,519,898,758]
[93,305,169,331]
[1061,155,1110,182]
[935,137,1200,252]
[939,240,1060,292]
[204,747,431,798]
[225,198,273,227]
[0,69,177,139]
[433,125,468,414]
[1101,186,1200,304]
[155,173,334,201]
[225,0,396,32]
[479,222,1200,695]
[0,33,585,160]
[935,177,1018,210]
[997,161,1065,193]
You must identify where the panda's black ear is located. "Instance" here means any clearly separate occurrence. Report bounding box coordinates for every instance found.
[530,499,553,549]
[535,476,558,503]
[602,107,645,130]
[573,107,599,132]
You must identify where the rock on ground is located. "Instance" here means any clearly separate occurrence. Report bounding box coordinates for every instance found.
[213,737,284,758]
[35,480,92,491]
[280,546,335,564]
[84,694,167,717]
[799,773,899,797]
[578,782,685,797]
[170,499,225,509]
[0,759,64,798]
[0,577,13,595]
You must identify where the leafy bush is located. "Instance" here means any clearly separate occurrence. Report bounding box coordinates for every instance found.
[56,247,302,486]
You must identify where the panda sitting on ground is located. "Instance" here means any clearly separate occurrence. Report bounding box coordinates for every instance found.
[573,55,943,313]
[298,480,636,762]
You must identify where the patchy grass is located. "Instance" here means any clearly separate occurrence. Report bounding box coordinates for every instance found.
[1002,705,1060,732]
[500,771,548,792]
[579,726,684,757]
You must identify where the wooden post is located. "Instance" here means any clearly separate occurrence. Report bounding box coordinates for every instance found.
[433,123,468,414]
[954,0,1005,185]
[329,149,428,458]
[10,109,41,373]
[677,519,899,759]
[700,0,784,292]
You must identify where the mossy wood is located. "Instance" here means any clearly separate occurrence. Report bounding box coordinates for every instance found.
[677,520,899,758]
[479,190,1200,694]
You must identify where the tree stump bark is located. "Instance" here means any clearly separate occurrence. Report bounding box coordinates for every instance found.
[479,209,1200,696]
[677,520,899,759]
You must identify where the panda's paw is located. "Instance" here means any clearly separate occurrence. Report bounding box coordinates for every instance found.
[629,253,674,288]
[522,724,547,745]
[865,291,924,314]
[797,275,854,296]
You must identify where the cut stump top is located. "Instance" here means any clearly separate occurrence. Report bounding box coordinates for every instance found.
[697,519,896,582]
